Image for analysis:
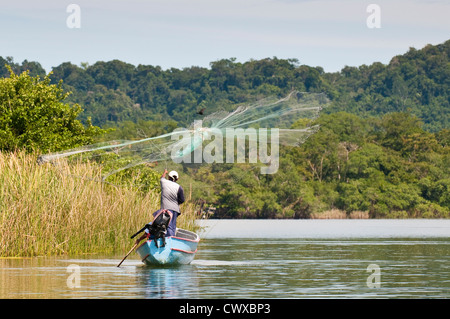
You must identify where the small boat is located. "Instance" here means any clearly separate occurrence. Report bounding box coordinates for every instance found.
[136,228,200,266]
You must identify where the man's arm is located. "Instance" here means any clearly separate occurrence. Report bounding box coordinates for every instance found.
[177,186,185,205]
[161,169,168,179]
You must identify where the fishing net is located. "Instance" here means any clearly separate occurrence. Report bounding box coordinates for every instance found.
[39,91,329,181]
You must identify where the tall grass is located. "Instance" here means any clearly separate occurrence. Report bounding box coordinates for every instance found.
[310,209,369,219]
[0,150,199,257]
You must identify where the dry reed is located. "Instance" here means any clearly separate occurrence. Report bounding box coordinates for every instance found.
[310,209,369,219]
[0,150,200,257]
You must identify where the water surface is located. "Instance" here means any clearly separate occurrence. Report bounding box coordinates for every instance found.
[197,219,450,238]
[1,220,449,298]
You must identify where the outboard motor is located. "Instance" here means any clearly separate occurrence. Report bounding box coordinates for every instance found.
[131,210,173,248]
[148,210,172,248]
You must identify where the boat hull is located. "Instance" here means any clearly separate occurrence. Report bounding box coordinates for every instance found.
[136,229,199,266]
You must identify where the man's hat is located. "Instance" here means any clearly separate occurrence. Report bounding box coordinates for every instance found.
[168,171,179,180]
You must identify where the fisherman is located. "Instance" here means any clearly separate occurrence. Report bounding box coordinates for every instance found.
[159,169,185,237]
[134,169,185,246]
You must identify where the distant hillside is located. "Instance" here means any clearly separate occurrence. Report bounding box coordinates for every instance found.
[1,40,449,131]
[324,40,449,132]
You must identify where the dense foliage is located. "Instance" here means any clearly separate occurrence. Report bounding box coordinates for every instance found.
[3,40,448,131]
[185,112,449,218]
[0,66,105,152]
[1,39,448,218]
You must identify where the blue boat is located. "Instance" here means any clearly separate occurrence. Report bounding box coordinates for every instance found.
[135,228,200,266]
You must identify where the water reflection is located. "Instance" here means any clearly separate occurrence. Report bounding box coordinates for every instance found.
[191,238,450,298]
[0,257,65,298]
[135,265,200,299]
[0,257,201,299]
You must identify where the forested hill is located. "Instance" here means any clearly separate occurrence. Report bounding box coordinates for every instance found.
[1,40,449,132]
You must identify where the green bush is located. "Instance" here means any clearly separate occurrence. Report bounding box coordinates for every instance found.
[0,66,105,152]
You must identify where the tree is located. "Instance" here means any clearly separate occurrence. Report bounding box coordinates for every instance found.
[376,112,424,152]
[0,66,105,152]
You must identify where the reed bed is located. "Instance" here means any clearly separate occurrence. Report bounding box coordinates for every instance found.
[0,150,199,257]
[310,209,369,219]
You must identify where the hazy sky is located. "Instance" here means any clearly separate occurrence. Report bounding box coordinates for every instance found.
[1,0,449,73]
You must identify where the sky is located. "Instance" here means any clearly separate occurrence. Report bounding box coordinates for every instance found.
[1,0,449,73]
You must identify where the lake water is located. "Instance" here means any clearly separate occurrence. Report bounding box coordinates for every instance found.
[1,219,450,299]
